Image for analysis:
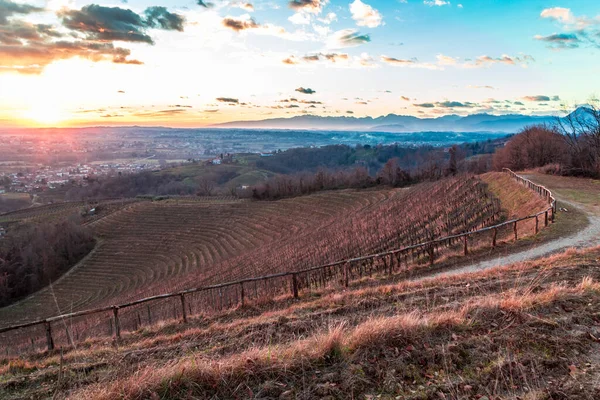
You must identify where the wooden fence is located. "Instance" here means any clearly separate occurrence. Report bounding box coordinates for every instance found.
[0,169,556,356]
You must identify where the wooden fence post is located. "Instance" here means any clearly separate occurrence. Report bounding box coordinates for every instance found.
[492,228,497,247]
[428,245,435,266]
[291,273,299,299]
[240,282,245,306]
[463,236,468,255]
[113,306,121,340]
[147,305,152,325]
[545,210,549,227]
[343,263,349,288]
[45,322,54,351]
[535,216,539,234]
[513,221,518,241]
[180,294,188,323]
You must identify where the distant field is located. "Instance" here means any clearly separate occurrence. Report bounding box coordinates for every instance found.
[0,175,506,328]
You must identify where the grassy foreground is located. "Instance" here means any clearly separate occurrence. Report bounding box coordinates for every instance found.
[2,245,600,399]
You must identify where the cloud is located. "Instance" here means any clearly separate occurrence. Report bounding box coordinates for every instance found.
[288,12,311,25]
[222,15,259,31]
[521,95,561,102]
[0,40,143,73]
[328,29,370,48]
[436,54,458,65]
[0,3,185,73]
[0,20,61,45]
[381,55,440,70]
[283,52,350,65]
[282,56,300,64]
[414,101,478,109]
[144,7,185,31]
[300,100,322,104]
[318,12,337,24]
[0,0,43,25]
[197,1,214,8]
[216,97,239,103]
[288,0,327,14]
[537,7,600,50]
[60,4,185,44]
[424,0,450,6]
[467,85,495,90]
[233,2,254,12]
[381,55,414,65]
[414,103,435,108]
[350,0,383,28]
[540,7,575,24]
[435,101,477,108]
[323,52,349,62]
[465,54,534,68]
[295,87,316,94]
[59,5,152,43]
[534,33,581,49]
[302,54,320,62]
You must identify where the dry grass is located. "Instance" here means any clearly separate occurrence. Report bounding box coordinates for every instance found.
[72,275,600,400]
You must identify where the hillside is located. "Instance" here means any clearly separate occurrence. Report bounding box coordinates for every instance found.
[0,170,571,400]
[2,245,600,399]
[0,175,508,331]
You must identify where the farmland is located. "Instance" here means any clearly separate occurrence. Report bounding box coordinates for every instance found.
[0,174,514,330]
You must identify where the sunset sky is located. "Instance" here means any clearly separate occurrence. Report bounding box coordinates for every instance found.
[0,0,599,127]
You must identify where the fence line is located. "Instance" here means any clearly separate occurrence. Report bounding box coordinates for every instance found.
[0,169,556,355]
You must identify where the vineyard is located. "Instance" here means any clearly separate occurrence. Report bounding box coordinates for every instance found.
[0,172,551,356]
[0,198,141,227]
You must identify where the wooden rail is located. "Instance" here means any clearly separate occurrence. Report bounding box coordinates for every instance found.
[0,169,556,353]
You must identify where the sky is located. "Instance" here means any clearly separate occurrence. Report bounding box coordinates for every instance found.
[0,0,599,127]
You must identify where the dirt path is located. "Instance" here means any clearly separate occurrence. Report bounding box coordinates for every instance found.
[421,175,600,280]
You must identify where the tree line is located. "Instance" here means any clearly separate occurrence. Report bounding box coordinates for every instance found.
[493,106,600,178]
[0,220,95,307]
[247,147,472,200]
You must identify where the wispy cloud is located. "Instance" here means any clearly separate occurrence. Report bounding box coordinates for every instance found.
[464,54,534,68]
[216,97,240,103]
[327,29,371,48]
[424,0,450,7]
[537,7,600,50]
[522,95,560,102]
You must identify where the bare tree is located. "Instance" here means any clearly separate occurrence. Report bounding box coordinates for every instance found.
[197,178,216,196]
[555,103,600,177]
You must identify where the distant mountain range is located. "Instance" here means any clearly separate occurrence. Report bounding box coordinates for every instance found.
[213,110,578,133]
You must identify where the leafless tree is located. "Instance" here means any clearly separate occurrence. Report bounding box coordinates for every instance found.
[555,103,600,177]
[197,178,216,196]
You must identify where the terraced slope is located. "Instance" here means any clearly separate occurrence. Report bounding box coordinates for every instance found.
[0,176,500,329]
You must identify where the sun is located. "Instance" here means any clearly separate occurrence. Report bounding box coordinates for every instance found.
[23,104,67,126]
